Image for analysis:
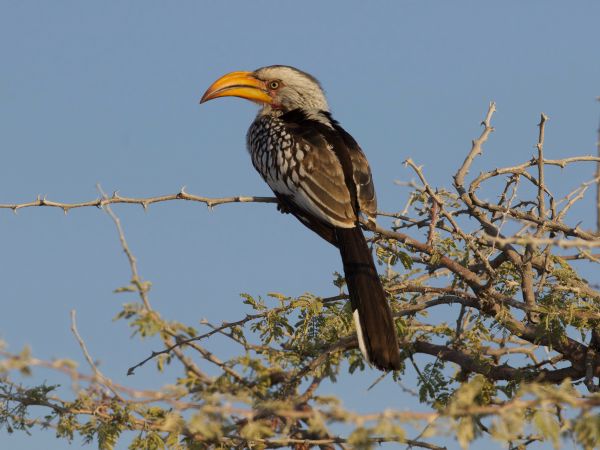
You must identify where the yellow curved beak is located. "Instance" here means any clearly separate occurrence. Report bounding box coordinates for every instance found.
[200,71,272,105]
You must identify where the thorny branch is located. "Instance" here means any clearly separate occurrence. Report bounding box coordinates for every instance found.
[596,98,600,233]
[0,190,277,213]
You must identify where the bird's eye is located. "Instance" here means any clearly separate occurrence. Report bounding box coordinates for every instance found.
[268,81,280,89]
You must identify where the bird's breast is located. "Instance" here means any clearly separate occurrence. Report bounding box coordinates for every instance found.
[247,117,305,196]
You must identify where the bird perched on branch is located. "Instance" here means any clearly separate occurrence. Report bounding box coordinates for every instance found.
[201,65,401,371]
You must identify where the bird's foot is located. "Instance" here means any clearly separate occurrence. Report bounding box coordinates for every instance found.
[277,201,291,214]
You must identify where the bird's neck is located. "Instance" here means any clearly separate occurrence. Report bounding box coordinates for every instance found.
[258,106,334,128]
[257,104,284,118]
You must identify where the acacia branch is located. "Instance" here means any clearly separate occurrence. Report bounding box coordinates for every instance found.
[412,341,586,383]
[597,97,600,233]
[0,189,277,213]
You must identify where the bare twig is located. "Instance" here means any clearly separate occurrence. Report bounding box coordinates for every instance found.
[596,99,600,233]
[0,189,277,213]
[454,101,497,187]
[70,309,124,401]
[536,113,549,224]
[523,113,549,323]
[485,235,600,248]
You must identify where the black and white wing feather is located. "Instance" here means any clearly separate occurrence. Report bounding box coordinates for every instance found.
[247,109,376,229]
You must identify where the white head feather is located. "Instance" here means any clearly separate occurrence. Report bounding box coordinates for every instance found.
[254,65,330,115]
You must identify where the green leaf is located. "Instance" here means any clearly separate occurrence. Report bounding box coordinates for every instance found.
[456,417,474,449]
[574,413,600,449]
[533,409,560,449]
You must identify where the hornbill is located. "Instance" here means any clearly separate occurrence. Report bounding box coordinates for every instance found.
[201,65,401,371]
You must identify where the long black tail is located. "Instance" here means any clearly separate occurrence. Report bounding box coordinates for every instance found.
[336,227,401,371]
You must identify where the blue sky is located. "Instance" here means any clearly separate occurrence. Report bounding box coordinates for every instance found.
[1,1,599,449]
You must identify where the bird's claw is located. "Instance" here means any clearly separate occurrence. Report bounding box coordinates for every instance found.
[277,202,291,214]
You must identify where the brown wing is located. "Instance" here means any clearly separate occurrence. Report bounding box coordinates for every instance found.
[267,110,377,230]
[276,112,357,228]
[297,137,356,227]
[329,119,377,222]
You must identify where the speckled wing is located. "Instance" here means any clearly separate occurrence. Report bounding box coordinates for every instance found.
[292,133,357,228]
[287,111,378,224]
[247,110,379,229]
